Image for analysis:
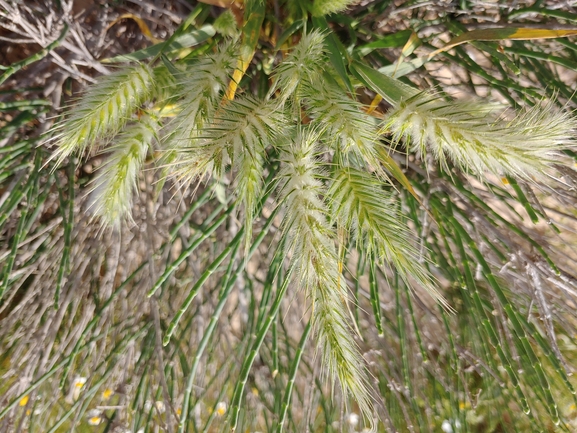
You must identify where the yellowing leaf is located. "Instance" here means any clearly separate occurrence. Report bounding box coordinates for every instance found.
[198,0,242,7]
[391,31,421,77]
[383,27,577,78]
[429,27,577,59]
[225,0,265,100]
[107,14,162,44]
[401,31,422,57]
[366,94,383,115]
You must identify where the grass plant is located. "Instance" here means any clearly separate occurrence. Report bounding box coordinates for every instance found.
[2,1,577,432]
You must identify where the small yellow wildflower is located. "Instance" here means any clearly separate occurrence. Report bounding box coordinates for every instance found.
[215,401,227,417]
[88,416,101,426]
[67,376,87,403]
[74,377,87,388]
[19,395,29,406]
[87,409,102,426]
[101,388,114,400]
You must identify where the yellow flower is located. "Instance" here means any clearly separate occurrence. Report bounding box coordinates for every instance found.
[87,409,102,426]
[66,376,87,403]
[101,388,114,400]
[88,416,101,426]
[215,401,227,417]
[19,395,29,406]
[74,377,87,388]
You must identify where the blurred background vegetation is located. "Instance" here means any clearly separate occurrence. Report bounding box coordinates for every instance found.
[2,0,577,432]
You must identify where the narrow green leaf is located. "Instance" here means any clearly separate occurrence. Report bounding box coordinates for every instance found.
[368,258,384,336]
[275,20,304,50]
[0,100,51,111]
[355,30,413,57]
[276,319,311,433]
[101,25,216,63]
[377,57,425,78]
[228,269,292,432]
[55,158,75,308]
[446,21,520,75]
[350,60,417,105]
[506,176,540,224]
[163,229,243,345]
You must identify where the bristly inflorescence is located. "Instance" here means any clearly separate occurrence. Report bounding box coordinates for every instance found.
[88,116,158,227]
[277,129,375,421]
[310,0,358,17]
[268,30,327,103]
[328,166,450,310]
[383,92,577,179]
[166,42,237,152]
[49,64,154,168]
[304,78,383,170]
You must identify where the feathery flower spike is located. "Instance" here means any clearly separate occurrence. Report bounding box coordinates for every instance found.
[328,166,449,309]
[384,93,576,179]
[278,128,374,426]
[269,30,327,103]
[49,64,154,167]
[311,0,357,16]
[88,116,157,226]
